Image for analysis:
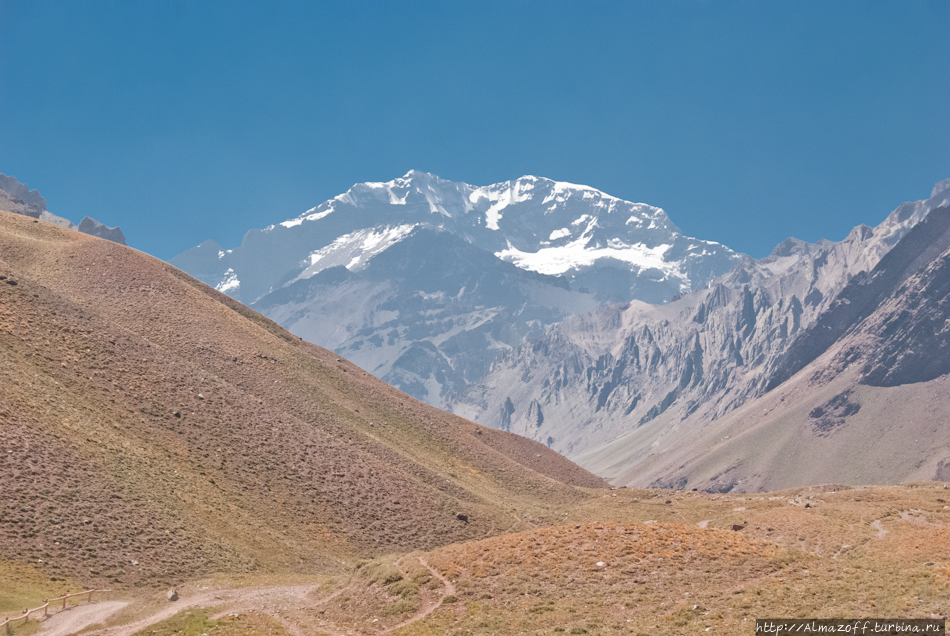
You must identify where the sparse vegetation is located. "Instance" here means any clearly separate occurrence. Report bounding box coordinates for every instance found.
[129,609,292,636]
[3,213,950,636]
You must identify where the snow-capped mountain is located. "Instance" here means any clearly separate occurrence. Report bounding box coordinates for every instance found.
[171,171,742,404]
[448,180,950,490]
[173,171,740,306]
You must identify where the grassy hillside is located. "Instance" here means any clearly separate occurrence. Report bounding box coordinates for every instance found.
[0,210,605,591]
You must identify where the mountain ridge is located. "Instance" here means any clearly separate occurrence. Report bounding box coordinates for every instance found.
[0,173,127,242]
[171,171,743,405]
[173,170,742,306]
[448,180,950,487]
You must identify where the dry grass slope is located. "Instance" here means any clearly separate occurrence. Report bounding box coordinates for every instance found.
[0,210,606,592]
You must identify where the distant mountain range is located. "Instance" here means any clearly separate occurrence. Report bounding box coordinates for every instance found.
[172,171,741,404]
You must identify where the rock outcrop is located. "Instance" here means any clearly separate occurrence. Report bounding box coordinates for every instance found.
[78,215,128,245]
[0,174,127,238]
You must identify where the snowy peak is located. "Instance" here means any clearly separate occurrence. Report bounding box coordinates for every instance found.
[174,171,742,305]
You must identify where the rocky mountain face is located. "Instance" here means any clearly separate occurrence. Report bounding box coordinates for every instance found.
[172,171,742,403]
[609,201,950,492]
[253,227,601,403]
[448,181,950,477]
[0,173,49,215]
[0,173,128,241]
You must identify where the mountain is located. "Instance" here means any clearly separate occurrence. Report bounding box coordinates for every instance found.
[0,173,128,241]
[252,227,602,404]
[449,181,950,490]
[172,171,742,403]
[0,208,605,590]
[607,202,950,492]
[0,173,76,229]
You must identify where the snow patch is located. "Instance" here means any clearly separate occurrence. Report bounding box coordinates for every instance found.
[549,228,571,240]
[292,224,418,283]
[215,269,240,293]
[471,180,534,231]
[496,238,683,282]
[280,206,334,228]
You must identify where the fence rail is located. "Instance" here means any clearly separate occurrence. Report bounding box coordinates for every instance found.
[0,589,110,634]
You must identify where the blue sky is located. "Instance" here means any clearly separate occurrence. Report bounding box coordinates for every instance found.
[1,0,947,260]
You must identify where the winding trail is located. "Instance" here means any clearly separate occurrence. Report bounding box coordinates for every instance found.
[78,558,455,636]
[87,585,318,636]
[381,557,455,635]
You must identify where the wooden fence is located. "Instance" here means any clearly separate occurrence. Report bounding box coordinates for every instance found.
[0,589,111,634]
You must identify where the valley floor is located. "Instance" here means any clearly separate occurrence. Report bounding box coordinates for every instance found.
[8,483,949,636]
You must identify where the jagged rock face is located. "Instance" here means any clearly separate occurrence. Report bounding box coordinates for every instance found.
[0,174,79,231]
[0,173,48,217]
[767,206,950,390]
[172,171,742,404]
[448,183,950,461]
[814,206,950,388]
[618,203,950,492]
[78,216,128,245]
[0,174,46,219]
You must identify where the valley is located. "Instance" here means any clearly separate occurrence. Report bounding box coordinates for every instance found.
[3,179,950,635]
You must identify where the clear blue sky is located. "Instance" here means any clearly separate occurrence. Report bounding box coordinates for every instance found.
[1,0,947,260]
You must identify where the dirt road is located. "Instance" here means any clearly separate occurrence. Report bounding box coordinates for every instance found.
[87,585,318,636]
[40,601,128,636]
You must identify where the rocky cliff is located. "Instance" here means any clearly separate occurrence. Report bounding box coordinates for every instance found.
[448,181,950,475]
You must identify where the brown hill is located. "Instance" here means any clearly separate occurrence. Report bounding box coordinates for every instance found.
[0,210,606,591]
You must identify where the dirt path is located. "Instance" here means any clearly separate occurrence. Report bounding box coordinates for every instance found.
[83,558,454,636]
[40,601,128,636]
[508,511,537,532]
[209,582,360,636]
[381,557,455,635]
[88,585,317,636]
